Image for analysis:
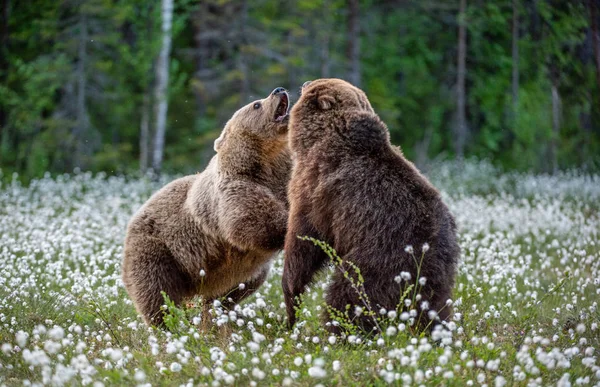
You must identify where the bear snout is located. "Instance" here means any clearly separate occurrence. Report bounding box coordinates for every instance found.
[272,87,287,95]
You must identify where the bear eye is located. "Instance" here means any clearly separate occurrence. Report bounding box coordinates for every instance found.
[253,102,261,110]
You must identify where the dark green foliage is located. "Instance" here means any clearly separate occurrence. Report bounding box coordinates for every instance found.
[0,0,599,180]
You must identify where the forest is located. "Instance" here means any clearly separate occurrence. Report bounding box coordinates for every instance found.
[0,0,599,179]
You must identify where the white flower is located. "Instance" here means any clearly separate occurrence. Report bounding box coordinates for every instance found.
[422,243,430,253]
[199,269,206,277]
[256,298,267,308]
[108,348,123,362]
[252,332,266,343]
[15,331,28,348]
[134,370,146,381]
[170,362,182,372]
[404,245,414,254]
[252,368,266,380]
[308,366,327,378]
[48,326,65,340]
[1,343,12,355]
[332,360,341,372]
[43,340,61,354]
[293,357,303,366]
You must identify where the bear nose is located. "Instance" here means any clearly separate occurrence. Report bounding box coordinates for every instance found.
[272,87,286,95]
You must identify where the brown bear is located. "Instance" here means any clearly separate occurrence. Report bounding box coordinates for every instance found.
[281,79,459,334]
[123,87,292,327]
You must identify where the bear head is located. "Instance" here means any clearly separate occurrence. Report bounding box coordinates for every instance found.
[289,78,389,155]
[214,87,291,175]
[215,87,290,154]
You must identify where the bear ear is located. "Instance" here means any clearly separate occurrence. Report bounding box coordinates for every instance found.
[214,131,227,152]
[317,94,335,110]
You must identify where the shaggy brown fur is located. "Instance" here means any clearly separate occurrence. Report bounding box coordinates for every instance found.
[282,79,459,334]
[123,88,292,326]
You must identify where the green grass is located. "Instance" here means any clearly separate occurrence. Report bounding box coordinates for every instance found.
[0,163,599,386]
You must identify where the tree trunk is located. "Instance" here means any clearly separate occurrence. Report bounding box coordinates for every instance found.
[320,31,330,78]
[346,0,360,86]
[237,0,250,103]
[550,82,561,174]
[415,127,434,170]
[151,0,173,175]
[0,0,10,160]
[512,0,519,117]
[455,0,468,159]
[0,0,7,68]
[589,0,600,93]
[191,4,207,118]
[139,90,151,173]
[319,0,331,78]
[74,11,89,169]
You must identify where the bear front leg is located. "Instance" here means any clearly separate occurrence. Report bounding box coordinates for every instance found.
[220,264,271,309]
[218,181,288,252]
[281,210,329,329]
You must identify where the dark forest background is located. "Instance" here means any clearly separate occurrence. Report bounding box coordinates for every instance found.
[1,0,599,180]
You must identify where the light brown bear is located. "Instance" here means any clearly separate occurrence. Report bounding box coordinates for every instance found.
[123,87,291,326]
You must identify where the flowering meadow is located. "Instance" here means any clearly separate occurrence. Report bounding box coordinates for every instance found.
[0,161,599,386]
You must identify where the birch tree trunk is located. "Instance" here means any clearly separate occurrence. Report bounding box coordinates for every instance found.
[139,90,151,173]
[151,0,173,174]
[455,0,467,159]
[346,0,360,87]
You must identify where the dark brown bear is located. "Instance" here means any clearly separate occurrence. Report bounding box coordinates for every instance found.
[123,87,291,327]
[281,79,459,334]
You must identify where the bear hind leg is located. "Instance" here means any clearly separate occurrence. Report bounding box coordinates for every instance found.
[123,236,195,327]
[322,272,379,335]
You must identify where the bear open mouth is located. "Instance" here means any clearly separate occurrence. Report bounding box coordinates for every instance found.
[274,92,289,122]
